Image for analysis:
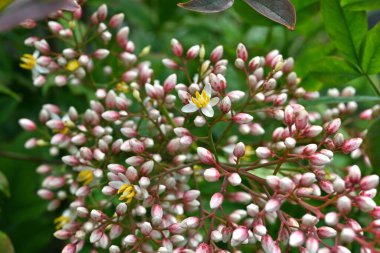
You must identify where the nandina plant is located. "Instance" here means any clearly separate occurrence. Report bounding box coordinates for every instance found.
[15,3,380,253]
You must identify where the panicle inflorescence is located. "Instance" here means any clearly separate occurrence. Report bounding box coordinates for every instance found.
[17,3,380,253]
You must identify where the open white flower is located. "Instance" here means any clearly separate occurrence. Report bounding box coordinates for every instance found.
[181,83,219,117]
[20,51,49,79]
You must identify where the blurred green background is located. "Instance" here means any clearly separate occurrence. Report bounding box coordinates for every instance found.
[0,0,380,252]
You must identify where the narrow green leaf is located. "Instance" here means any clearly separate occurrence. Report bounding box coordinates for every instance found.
[341,0,380,11]
[365,118,380,169]
[178,0,234,12]
[299,96,380,106]
[309,56,361,84]
[0,170,10,197]
[242,0,296,30]
[0,231,14,253]
[361,22,380,75]
[321,0,367,64]
[0,83,21,101]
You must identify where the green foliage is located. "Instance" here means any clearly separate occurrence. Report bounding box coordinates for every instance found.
[365,118,380,169]
[0,231,14,253]
[361,22,380,75]
[0,171,10,197]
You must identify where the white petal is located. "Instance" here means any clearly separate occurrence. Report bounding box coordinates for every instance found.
[182,102,199,113]
[118,173,130,184]
[33,50,40,58]
[210,97,220,106]
[36,65,49,74]
[204,83,212,96]
[202,104,214,117]
[109,181,123,189]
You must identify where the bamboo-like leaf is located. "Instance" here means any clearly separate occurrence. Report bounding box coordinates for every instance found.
[361,23,380,75]
[242,0,296,30]
[365,118,380,169]
[0,170,10,197]
[178,0,234,13]
[0,0,79,32]
[0,231,14,253]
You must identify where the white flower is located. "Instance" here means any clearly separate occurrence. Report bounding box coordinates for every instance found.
[20,51,49,79]
[181,83,219,117]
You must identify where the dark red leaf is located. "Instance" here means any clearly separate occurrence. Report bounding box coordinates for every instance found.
[178,0,234,13]
[242,0,296,30]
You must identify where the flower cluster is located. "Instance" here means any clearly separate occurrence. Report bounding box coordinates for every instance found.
[18,3,380,253]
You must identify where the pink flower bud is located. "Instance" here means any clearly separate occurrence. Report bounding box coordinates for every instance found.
[186,45,200,59]
[236,43,248,61]
[360,175,379,191]
[232,113,253,124]
[93,49,110,59]
[90,209,107,222]
[203,168,220,182]
[48,21,63,33]
[195,243,212,253]
[356,196,376,212]
[62,156,79,166]
[62,243,76,253]
[256,147,271,159]
[210,192,224,209]
[266,175,280,190]
[303,125,323,138]
[151,204,163,225]
[265,198,281,213]
[163,74,177,93]
[19,118,36,131]
[284,105,295,125]
[302,144,317,155]
[171,39,183,57]
[97,4,108,20]
[122,235,137,246]
[262,234,274,253]
[125,156,144,166]
[371,207,380,219]
[309,153,330,166]
[183,190,200,202]
[306,237,319,253]
[348,165,361,184]
[317,226,337,238]
[342,138,362,154]
[197,147,215,165]
[129,139,145,154]
[109,13,124,28]
[231,226,249,246]
[337,196,352,213]
[295,109,308,130]
[233,142,245,158]
[228,173,242,186]
[162,58,178,69]
[210,45,223,62]
[140,222,152,235]
[289,230,305,247]
[35,40,50,54]
[325,118,341,135]
[54,229,73,240]
[340,228,355,243]
[219,96,231,114]
[169,223,186,234]
[90,228,103,243]
[300,173,316,186]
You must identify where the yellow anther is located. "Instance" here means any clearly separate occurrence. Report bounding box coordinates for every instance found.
[193,165,202,176]
[78,169,94,185]
[20,54,36,70]
[117,184,136,204]
[191,90,210,108]
[66,59,80,72]
[116,82,129,93]
[54,215,70,230]
[242,145,254,161]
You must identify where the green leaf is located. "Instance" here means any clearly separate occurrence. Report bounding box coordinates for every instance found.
[309,56,361,84]
[0,231,14,253]
[0,170,10,197]
[341,0,380,11]
[299,96,380,106]
[321,0,367,65]
[361,22,380,75]
[242,0,296,30]
[365,118,380,168]
[178,0,234,12]
[0,83,21,101]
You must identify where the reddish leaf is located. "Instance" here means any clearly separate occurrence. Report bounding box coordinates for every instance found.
[0,0,79,32]
[242,0,296,30]
[178,0,234,13]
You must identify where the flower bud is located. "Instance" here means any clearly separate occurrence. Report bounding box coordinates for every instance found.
[289,230,305,247]
[19,118,36,131]
[219,96,231,114]
[360,175,379,191]
[203,168,220,182]
[210,192,224,209]
[233,142,245,158]
[356,196,376,212]
[342,138,362,154]
[337,196,352,213]
[265,198,281,213]
[197,147,215,165]
[186,45,200,59]
[325,118,341,135]
[210,45,223,62]
[317,226,337,238]
[228,173,242,186]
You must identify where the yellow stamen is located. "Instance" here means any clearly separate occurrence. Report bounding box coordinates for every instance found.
[193,165,203,176]
[117,184,136,204]
[54,215,70,230]
[66,60,80,72]
[191,90,210,108]
[19,54,36,70]
[242,145,255,161]
[116,82,129,93]
[78,169,94,185]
